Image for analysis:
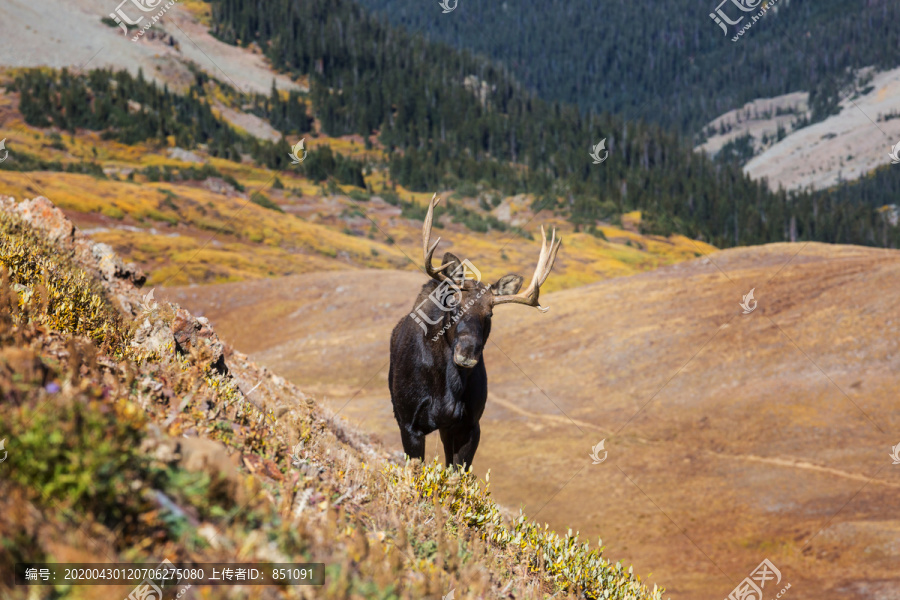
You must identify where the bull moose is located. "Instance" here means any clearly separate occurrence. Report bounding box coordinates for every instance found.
[389,194,562,467]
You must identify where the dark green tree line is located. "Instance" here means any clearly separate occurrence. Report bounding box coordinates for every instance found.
[208,0,900,248]
[355,0,900,135]
[9,68,365,187]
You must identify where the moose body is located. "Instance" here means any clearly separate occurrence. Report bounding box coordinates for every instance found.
[389,278,491,467]
[389,194,561,467]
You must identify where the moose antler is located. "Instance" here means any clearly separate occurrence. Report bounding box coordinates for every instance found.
[423,193,453,282]
[492,225,562,312]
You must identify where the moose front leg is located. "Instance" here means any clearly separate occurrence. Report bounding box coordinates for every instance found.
[439,423,481,468]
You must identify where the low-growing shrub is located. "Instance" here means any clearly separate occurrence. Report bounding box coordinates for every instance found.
[249,191,283,213]
[384,459,665,600]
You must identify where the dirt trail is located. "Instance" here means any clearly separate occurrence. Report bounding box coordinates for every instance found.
[489,393,616,436]
[707,452,900,489]
[492,393,900,489]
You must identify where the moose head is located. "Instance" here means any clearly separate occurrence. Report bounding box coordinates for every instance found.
[419,194,562,366]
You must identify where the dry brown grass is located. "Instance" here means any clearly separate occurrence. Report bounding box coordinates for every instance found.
[167,243,900,600]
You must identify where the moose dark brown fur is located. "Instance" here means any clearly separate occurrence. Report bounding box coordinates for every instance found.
[389,194,561,467]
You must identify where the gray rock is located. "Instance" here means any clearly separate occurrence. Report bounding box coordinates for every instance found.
[14,196,75,248]
[172,308,228,374]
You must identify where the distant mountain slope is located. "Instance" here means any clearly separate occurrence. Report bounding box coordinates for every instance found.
[167,242,900,600]
[698,66,900,193]
[742,69,900,192]
[3,0,900,271]
[355,0,900,135]
[0,0,301,95]
[0,68,717,288]
[207,0,900,249]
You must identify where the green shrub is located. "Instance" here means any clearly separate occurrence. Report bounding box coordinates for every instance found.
[588,225,608,240]
[250,191,283,212]
[348,189,370,202]
[0,212,131,354]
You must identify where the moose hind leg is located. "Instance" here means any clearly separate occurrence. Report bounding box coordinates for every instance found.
[440,423,481,468]
[399,427,426,462]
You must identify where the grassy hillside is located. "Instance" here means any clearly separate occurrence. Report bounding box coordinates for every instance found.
[0,66,719,288]
[0,196,666,599]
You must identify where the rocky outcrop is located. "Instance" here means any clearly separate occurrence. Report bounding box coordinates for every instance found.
[92,242,147,287]
[172,308,229,375]
[140,428,245,505]
[0,195,227,375]
[0,196,147,313]
[13,196,76,247]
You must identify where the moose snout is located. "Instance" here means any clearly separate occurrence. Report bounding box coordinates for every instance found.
[453,351,479,368]
[453,337,482,368]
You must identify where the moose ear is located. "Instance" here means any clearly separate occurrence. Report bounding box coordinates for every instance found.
[441,252,462,280]
[491,274,524,296]
[441,252,461,267]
